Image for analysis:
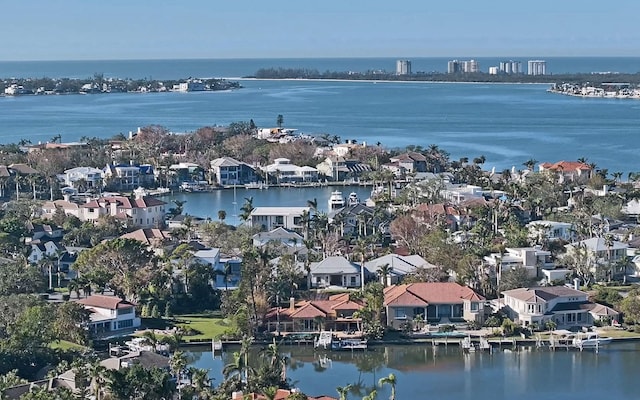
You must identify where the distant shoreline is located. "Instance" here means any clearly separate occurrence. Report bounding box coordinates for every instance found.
[229,77,554,85]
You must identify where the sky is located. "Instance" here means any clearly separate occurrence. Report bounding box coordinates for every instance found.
[3,0,640,60]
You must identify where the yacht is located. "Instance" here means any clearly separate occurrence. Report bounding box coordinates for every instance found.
[347,192,360,206]
[328,190,345,210]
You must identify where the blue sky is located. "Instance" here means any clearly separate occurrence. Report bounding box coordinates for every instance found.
[3,0,640,60]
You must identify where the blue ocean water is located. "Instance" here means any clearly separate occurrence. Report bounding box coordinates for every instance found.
[0,58,639,175]
[1,57,640,79]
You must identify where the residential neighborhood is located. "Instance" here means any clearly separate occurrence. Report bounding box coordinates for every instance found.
[3,122,640,400]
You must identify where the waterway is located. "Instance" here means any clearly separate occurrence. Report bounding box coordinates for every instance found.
[159,185,374,225]
[2,79,639,175]
[186,342,640,400]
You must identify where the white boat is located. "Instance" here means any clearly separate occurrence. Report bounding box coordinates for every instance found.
[124,337,155,353]
[244,182,264,189]
[328,190,345,210]
[331,338,368,351]
[572,333,613,348]
[347,192,360,206]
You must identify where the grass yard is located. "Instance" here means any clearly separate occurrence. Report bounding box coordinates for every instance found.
[50,340,88,351]
[138,313,232,342]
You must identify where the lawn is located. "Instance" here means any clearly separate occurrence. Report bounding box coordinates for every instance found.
[50,340,88,351]
[139,313,231,342]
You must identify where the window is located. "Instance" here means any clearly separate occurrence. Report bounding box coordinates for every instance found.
[275,216,284,225]
[577,313,583,322]
[471,302,479,311]
[119,307,133,315]
[118,319,134,329]
[350,276,356,286]
[395,308,406,319]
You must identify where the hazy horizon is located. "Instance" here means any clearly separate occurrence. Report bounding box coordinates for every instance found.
[4,1,640,61]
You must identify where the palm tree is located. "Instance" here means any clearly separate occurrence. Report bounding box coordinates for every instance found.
[336,384,353,400]
[523,158,537,171]
[240,196,254,222]
[170,350,188,388]
[276,114,284,128]
[378,373,397,400]
[223,336,254,388]
[187,367,212,396]
[141,330,159,352]
[377,263,392,287]
[88,361,108,400]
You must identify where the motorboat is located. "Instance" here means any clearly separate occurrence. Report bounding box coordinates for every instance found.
[328,190,345,210]
[572,332,613,348]
[347,192,360,206]
[331,338,368,351]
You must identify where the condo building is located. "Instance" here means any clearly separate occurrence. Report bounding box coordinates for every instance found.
[527,60,547,76]
[499,60,522,74]
[396,59,412,75]
[447,59,479,74]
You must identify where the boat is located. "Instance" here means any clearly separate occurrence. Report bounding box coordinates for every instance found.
[331,338,368,351]
[347,192,360,206]
[572,332,613,349]
[124,337,155,353]
[328,190,345,210]
[244,182,264,189]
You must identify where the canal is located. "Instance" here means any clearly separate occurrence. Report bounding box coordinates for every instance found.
[185,342,640,399]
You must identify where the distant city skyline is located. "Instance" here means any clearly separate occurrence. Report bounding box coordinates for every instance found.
[3,1,640,61]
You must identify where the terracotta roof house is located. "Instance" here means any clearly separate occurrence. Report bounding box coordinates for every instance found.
[77,295,141,336]
[387,151,427,173]
[265,294,364,334]
[80,194,166,228]
[539,161,592,183]
[119,228,173,256]
[383,282,486,329]
[501,286,618,328]
[232,389,336,400]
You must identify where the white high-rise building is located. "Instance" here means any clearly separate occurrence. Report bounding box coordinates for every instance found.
[462,59,479,73]
[528,60,547,76]
[396,59,412,75]
[499,60,522,74]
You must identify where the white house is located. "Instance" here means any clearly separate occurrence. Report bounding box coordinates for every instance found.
[79,194,166,228]
[190,248,242,290]
[63,167,104,190]
[252,227,304,248]
[77,295,141,335]
[249,207,310,232]
[527,220,575,243]
[484,247,554,279]
[565,237,629,264]
[501,286,618,328]
[365,254,435,285]
[309,256,363,289]
[28,240,62,264]
[262,158,318,183]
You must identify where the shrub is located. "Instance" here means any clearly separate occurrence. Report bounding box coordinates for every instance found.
[484,315,502,327]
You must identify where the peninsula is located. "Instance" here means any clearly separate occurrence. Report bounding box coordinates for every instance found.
[1,75,241,96]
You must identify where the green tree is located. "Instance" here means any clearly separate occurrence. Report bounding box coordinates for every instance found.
[336,384,353,400]
[276,114,284,128]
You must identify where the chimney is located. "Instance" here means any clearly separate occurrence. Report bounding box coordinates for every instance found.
[63,194,71,202]
[289,297,295,311]
[573,278,580,291]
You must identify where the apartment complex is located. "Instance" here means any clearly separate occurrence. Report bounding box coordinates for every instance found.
[527,60,547,75]
[447,59,479,74]
[396,59,412,75]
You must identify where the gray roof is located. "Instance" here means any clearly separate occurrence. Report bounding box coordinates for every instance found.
[253,227,303,243]
[502,286,587,303]
[310,256,361,274]
[365,254,433,276]
[568,237,628,252]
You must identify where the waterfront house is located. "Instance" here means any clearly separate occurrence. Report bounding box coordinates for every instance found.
[103,163,155,191]
[168,162,205,184]
[41,198,83,220]
[265,293,364,334]
[77,295,141,336]
[309,256,365,289]
[538,161,592,184]
[262,158,319,183]
[501,286,619,328]
[365,253,435,285]
[249,207,310,232]
[387,152,428,174]
[79,194,166,228]
[210,157,257,186]
[62,167,104,190]
[383,282,486,329]
[315,156,372,181]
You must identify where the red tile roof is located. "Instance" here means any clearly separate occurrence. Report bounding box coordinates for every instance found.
[540,161,591,171]
[81,196,165,209]
[384,282,484,306]
[77,295,134,310]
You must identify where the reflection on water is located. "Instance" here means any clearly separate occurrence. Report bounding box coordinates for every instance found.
[186,342,640,400]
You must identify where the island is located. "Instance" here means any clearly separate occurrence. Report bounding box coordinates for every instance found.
[1,74,241,96]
